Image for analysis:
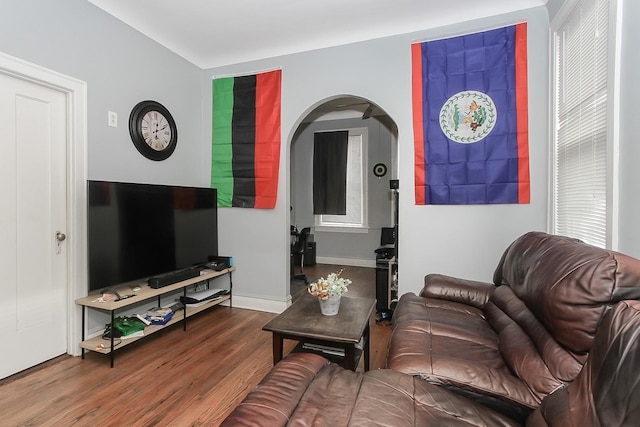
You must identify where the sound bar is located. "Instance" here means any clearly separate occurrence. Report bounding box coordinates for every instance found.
[148,267,202,289]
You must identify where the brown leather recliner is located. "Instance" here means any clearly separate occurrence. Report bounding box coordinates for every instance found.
[221,300,640,426]
[386,231,640,420]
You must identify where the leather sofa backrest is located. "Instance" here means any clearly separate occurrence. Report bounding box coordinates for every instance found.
[487,232,640,401]
[493,231,582,289]
[493,231,640,354]
[526,300,640,426]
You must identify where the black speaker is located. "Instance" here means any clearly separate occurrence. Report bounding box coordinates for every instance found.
[375,265,389,312]
[305,241,316,266]
[293,241,316,266]
[389,179,399,190]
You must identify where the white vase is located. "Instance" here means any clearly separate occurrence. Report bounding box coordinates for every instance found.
[318,295,341,316]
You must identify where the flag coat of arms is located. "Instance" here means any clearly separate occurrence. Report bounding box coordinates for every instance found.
[412,23,530,205]
[211,69,281,208]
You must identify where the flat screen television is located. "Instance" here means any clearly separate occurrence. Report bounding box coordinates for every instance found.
[87,180,218,293]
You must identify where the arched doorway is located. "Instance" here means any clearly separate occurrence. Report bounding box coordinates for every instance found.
[289,95,398,304]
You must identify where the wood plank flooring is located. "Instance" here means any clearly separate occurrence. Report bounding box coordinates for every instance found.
[0,264,392,426]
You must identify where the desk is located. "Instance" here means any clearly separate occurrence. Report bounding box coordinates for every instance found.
[263,294,375,371]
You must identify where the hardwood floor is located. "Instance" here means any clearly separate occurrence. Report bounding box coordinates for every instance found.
[0,264,391,426]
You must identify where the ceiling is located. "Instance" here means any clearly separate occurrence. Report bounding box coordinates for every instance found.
[88,0,548,69]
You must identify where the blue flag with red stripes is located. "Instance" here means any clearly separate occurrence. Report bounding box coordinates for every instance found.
[412,24,530,205]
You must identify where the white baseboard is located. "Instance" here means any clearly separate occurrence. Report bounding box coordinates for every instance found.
[229,295,290,313]
[316,256,376,268]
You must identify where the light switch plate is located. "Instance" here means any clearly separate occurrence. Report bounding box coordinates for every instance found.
[108,111,118,127]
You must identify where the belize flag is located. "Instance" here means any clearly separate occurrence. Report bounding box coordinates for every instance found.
[412,23,530,205]
[211,69,281,208]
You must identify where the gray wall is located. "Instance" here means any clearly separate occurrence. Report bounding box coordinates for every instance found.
[0,0,206,188]
[291,116,395,264]
[204,7,551,304]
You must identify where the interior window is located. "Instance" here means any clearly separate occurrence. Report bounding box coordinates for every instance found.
[551,0,619,248]
[316,128,368,230]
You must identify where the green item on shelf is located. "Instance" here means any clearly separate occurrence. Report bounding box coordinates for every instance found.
[104,316,146,338]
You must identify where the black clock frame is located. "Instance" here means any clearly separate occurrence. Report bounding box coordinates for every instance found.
[129,100,177,161]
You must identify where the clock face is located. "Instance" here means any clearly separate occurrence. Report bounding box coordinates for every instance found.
[141,110,173,151]
[129,100,177,161]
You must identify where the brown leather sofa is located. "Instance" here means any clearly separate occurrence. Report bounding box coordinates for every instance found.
[222,299,640,426]
[386,231,640,420]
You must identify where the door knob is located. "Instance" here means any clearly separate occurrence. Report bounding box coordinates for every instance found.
[56,232,66,242]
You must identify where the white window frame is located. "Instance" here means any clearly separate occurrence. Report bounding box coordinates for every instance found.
[315,127,368,232]
[550,0,621,249]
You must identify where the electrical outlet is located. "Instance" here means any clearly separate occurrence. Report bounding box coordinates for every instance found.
[108,111,118,127]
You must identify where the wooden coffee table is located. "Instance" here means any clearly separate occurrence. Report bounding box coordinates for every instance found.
[263,294,376,371]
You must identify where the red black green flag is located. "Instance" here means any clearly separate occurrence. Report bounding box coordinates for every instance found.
[211,69,281,208]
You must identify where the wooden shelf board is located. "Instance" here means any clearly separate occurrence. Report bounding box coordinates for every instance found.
[79,294,231,354]
[75,267,235,310]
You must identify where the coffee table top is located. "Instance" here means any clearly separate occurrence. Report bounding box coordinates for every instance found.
[263,294,376,344]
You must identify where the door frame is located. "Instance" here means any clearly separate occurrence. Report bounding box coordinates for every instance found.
[0,51,87,356]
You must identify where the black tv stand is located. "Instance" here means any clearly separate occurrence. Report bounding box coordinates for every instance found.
[148,266,202,289]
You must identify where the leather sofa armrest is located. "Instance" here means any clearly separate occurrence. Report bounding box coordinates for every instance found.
[419,273,495,309]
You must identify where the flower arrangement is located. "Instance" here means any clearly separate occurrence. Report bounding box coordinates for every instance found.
[307,268,352,300]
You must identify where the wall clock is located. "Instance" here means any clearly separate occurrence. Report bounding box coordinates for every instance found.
[128,100,177,161]
[373,163,387,177]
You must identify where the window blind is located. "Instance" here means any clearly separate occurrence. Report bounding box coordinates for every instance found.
[554,0,609,248]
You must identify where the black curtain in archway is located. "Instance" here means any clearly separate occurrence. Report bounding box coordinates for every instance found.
[313,130,348,215]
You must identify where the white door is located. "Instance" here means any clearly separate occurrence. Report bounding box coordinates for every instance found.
[0,72,68,379]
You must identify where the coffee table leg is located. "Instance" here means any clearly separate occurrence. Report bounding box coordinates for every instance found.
[364,322,370,372]
[272,332,284,365]
[345,345,356,371]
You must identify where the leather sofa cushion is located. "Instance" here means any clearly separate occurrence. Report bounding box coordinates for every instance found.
[387,293,539,412]
[221,352,521,427]
[392,293,497,348]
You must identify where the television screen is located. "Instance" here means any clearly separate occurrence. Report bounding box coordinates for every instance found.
[87,180,218,292]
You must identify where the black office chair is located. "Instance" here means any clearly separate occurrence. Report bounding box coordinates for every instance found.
[291,227,310,283]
